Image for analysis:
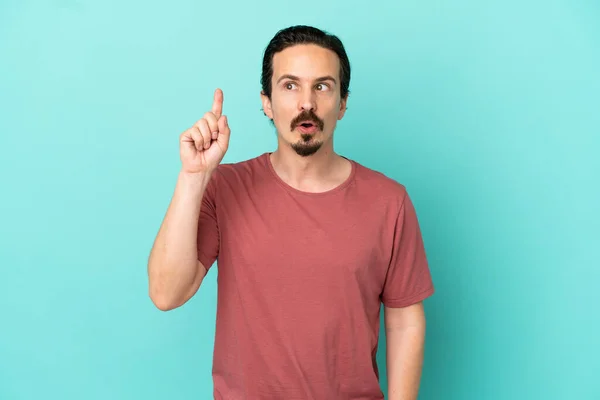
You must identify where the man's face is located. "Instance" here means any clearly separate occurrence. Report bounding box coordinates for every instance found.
[261,44,347,157]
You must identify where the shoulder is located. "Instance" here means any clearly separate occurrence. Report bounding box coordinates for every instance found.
[350,158,409,205]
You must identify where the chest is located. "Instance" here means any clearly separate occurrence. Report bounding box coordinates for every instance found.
[216,192,395,301]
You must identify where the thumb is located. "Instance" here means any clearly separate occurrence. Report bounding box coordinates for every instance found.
[217,115,230,147]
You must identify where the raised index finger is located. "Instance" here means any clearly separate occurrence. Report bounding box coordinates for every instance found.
[211,88,223,119]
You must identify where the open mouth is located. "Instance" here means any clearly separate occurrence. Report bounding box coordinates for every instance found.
[296,122,318,134]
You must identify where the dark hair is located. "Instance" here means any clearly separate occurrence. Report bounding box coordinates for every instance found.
[260,25,351,100]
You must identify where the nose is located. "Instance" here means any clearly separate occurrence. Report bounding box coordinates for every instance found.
[299,90,317,112]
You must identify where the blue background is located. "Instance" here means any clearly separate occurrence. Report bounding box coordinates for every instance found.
[1,0,599,399]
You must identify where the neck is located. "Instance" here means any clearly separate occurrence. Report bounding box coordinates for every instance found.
[270,140,347,193]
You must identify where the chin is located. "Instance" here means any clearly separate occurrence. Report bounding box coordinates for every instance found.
[290,140,323,157]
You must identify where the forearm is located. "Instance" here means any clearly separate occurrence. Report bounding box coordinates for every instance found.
[148,170,212,308]
[385,322,426,400]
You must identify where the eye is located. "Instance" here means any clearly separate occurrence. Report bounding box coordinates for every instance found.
[285,82,298,90]
[315,83,330,91]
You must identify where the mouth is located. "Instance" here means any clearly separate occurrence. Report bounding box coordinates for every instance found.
[296,121,319,134]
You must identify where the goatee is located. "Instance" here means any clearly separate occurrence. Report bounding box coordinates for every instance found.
[291,134,323,157]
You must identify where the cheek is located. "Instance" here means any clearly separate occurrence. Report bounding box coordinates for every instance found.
[321,95,340,112]
[324,102,342,120]
[270,95,292,116]
[272,105,299,127]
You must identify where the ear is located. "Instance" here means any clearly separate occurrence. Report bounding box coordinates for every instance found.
[337,95,348,120]
[260,91,274,120]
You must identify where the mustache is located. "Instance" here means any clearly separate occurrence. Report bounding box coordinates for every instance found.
[290,111,324,131]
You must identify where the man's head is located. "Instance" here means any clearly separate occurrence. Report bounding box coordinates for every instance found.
[260,25,351,157]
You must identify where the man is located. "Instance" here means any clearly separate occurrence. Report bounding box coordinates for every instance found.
[148,25,435,400]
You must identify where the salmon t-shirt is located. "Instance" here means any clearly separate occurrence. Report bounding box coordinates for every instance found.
[196,152,434,400]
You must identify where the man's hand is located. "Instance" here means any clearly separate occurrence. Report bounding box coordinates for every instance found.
[179,88,231,174]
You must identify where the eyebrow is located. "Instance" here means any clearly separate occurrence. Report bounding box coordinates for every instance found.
[276,74,337,85]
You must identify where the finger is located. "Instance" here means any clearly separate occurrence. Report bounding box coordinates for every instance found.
[180,129,194,148]
[189,127,204,152]
[195,119,212,150]
[216,115,230,147]
[211,88,223,120]
[203,112,219,140]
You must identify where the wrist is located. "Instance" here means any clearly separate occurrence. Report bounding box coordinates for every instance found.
[178,169,213,187]
[175,169,214,204]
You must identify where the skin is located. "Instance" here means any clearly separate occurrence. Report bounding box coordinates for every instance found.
[148,42,427,399]
[385,302,427,400]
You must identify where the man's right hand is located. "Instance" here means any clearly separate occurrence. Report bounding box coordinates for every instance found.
[179,88,231,174]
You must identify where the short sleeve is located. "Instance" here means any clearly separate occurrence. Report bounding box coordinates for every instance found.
[196,172,220,271]
[381,191,434,307]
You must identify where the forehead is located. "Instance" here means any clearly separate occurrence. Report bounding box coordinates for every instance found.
[271,44,340,81]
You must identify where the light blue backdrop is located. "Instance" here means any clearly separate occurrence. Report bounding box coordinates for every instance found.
[1,0,598,399]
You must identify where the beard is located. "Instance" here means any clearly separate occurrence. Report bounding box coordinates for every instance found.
[288,110,325,157]
[291,134,323,157]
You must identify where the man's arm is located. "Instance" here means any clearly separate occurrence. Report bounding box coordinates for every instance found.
[384,301,427,400]
[147,88,230,311]
[147,171,211,311]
